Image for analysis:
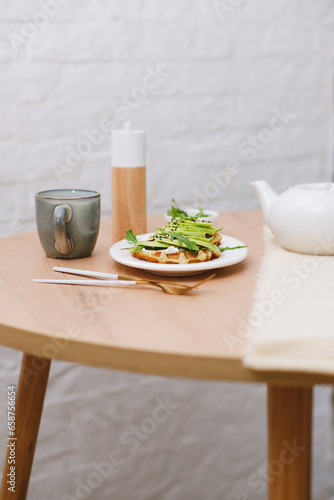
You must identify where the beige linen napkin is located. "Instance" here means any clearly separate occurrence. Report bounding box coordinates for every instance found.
[243,227,334,374]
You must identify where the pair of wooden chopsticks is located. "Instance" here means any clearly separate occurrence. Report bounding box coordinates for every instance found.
[33,267,215,295]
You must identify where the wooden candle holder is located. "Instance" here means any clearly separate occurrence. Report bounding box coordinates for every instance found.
[111,165,147,244]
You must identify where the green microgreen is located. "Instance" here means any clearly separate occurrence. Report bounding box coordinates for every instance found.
[220,245,247,252]
[195,206,209,218]
[166,198,188,218]
[159,229,199,252]
[125,229,138,245]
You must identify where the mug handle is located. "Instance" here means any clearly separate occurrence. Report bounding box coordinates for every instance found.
[53,204,73,255]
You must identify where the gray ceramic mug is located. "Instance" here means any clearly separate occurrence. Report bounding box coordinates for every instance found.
[35,189,100,259]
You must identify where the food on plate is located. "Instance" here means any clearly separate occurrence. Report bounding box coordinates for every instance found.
[126,217,223,264]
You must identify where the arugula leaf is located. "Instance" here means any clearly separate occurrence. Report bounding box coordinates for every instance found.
[195,206,209,218]
[159,229,199,252]
[166,198,188,218]
[220,245,247,253]
[167,198,212,219]
[125,229,138,245]
[130,245,143,254]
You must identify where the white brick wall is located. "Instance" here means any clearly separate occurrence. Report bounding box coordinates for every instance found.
[0,1,333,499]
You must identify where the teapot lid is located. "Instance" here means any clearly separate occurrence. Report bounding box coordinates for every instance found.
[293,182,334,192]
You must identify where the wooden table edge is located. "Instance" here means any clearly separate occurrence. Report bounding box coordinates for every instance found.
[1,322,333,386]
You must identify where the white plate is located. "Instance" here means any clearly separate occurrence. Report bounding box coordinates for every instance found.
[109,233,248,276]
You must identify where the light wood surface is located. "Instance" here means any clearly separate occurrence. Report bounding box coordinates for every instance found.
[0,211,324,500]
[0,355,51,500]
[267,386,313,500]
[111,166,147,243]
[0,211,333,385]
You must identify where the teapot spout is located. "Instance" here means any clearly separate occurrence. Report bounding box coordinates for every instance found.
[250,180,277,222]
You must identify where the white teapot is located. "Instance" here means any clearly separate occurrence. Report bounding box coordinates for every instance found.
[250,180,334,255]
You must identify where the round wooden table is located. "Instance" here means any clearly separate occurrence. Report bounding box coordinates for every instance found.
[0,212,330,499]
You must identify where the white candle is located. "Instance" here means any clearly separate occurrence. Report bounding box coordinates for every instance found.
[111,122,146,167]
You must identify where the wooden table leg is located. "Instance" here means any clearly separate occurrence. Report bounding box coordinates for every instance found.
[0,354,51,500]
[267,385,313,500]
